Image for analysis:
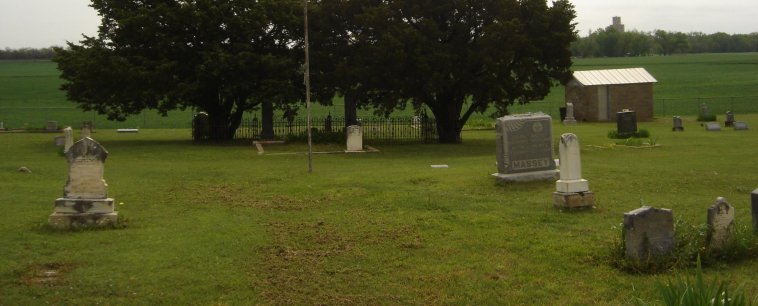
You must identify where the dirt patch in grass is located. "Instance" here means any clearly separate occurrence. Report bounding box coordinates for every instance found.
[19,262,77,287]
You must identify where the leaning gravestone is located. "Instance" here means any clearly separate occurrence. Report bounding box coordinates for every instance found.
[553,133,594,209]
[733,121,748,131]
[616,110,637,137]
[623,206,676,261]
[752,189,758,233]
[563,102,577,125]
[725,111,735,127]
[705,122,721,131]
[63,127,74,152]
[672,116,684,132]
[493,113,557,182]
[346,125,363,152]
[707,197,734,250]
[48,138,117,229]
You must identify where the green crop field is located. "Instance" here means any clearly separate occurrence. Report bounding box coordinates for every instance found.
[1,117,757,304]
[2,53,758,130]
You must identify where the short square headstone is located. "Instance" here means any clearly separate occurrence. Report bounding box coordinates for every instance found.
[705,122,721,131]
[49,137,117,229]
[45,121,58,131]
[53,135,65,146]
[725,111,735,127]
[563,102,577,125]
[493,113,557,182]
[752,189,758,233]
[346,125,363,152]
[733,121,748,130]
[623,206,676,261]
[616,110,637,137]
[707,197,734,250]
[672,116,684,132]
[553,133,594,209]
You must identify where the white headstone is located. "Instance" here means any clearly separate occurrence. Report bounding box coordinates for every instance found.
[707,197,734,250]
[556,133,588,193]
[705,122,721,131]
[346,125,363,152]
[63,127,74,152]
[733,121,748,130]
[63,138,109,199]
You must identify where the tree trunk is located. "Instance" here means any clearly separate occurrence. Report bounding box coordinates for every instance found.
[260,100,275,139]
[432,103,462,143]
[204,99,243,141]
[344,91,358,127]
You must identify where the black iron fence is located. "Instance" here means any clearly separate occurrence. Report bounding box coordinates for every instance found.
[194,115,439,144]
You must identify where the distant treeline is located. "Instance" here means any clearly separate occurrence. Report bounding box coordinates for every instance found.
[0,47,57,60]
[572,29,758,57]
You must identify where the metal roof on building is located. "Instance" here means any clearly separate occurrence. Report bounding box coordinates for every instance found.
[571,68,657,86]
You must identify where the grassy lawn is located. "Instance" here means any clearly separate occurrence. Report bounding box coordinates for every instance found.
[1,115,757,304]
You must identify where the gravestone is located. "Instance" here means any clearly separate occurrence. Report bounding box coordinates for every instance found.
[672,116,684,132]
[563,102,577,125]
[725,111,735,127]
[63,127,74,152]
[48,138,117,229]
[733,121,748,130]
[707,197,734,250]
[700,103,709,117]
[346,125,363,152]
[553,133,594,209]
[192,112,210,141]
[616,110,637,137]
[623,206,676,261]
[705,122,721,131]
[45,121,58,131]
[752,189,758,233]
[53,136,65,146]
[493,113,557,182]
[80,121,92,139]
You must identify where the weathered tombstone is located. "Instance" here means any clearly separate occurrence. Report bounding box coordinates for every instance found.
[672,116,684,132]
[346,125,363,152]
[493,113,557,182]
[53,135,65,146]
[563,102,577,125]
[752,189,758,233]
[725,111,735,127]
[700,103,709,117]
[80,121,92,139]
[707,197,734,250]
[63,127,74,152]
[623,206,676,261]
[705,122,721,131]
[48,138,117,229]
[616,110,637,137]
[192,112,210,141]
[553,133,594,209]
[45,121,58,131]
[733,121,748,130]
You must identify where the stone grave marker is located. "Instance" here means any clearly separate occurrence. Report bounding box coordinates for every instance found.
[623,206,676,260]
[563,102,577,125]
[705,122,721,131]
[700,103,709,117]
[707,197,734,250]
[752,189,758,233]
[553,133,594,209]
[63,127,74,152]
[616,110,637,137]
[493,113,557,182]
[733,121,748,130]
[672,116,684,132]
[346,125,363,152]
[53,135,65,146]
[45,121,58,131]
[725,111,735,127]
[49,137,117,229]
[80,121,92,139]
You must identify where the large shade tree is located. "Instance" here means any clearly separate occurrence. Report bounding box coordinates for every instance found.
[311,0,577,143]
[54,0,303,140]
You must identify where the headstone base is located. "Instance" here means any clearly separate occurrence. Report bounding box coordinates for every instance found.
[556,179,589,193]
[493,170,559,183]
[672,127,684,132]
[54,198,114,214]
[553,191,595,209]
[48,212,118,229]
[563,118,577,125]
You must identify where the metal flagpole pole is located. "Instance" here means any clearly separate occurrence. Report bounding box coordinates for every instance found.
[304,0,313,173]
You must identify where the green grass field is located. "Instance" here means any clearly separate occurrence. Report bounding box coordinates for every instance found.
[2,53,758,130]
[1,115,757,304]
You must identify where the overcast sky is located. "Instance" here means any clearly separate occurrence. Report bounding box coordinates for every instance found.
[1,0,757,49]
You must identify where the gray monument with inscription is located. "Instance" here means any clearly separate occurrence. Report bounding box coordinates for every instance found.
[49,137,118,229]
[623,206,676,261]
[493,113,557,182]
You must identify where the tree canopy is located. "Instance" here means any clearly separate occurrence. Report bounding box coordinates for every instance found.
[311,0,577,143]
[54,0,303,140]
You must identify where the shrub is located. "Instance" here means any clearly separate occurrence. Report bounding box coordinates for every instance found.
[697,114,717,122]
[657,256,755,306]
[608,129,651,140]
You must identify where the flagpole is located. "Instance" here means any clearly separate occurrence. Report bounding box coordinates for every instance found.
[304,0,313,173]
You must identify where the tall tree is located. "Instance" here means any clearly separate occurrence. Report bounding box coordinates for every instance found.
[54,0,303,140]
[312,0,576,143]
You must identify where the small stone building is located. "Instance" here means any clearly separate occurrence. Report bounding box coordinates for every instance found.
[565,68,657,122]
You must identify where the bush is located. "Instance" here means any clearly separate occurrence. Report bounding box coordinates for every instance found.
[608,129,651,140]
[656,256,756,306]
[697,114,717,122]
